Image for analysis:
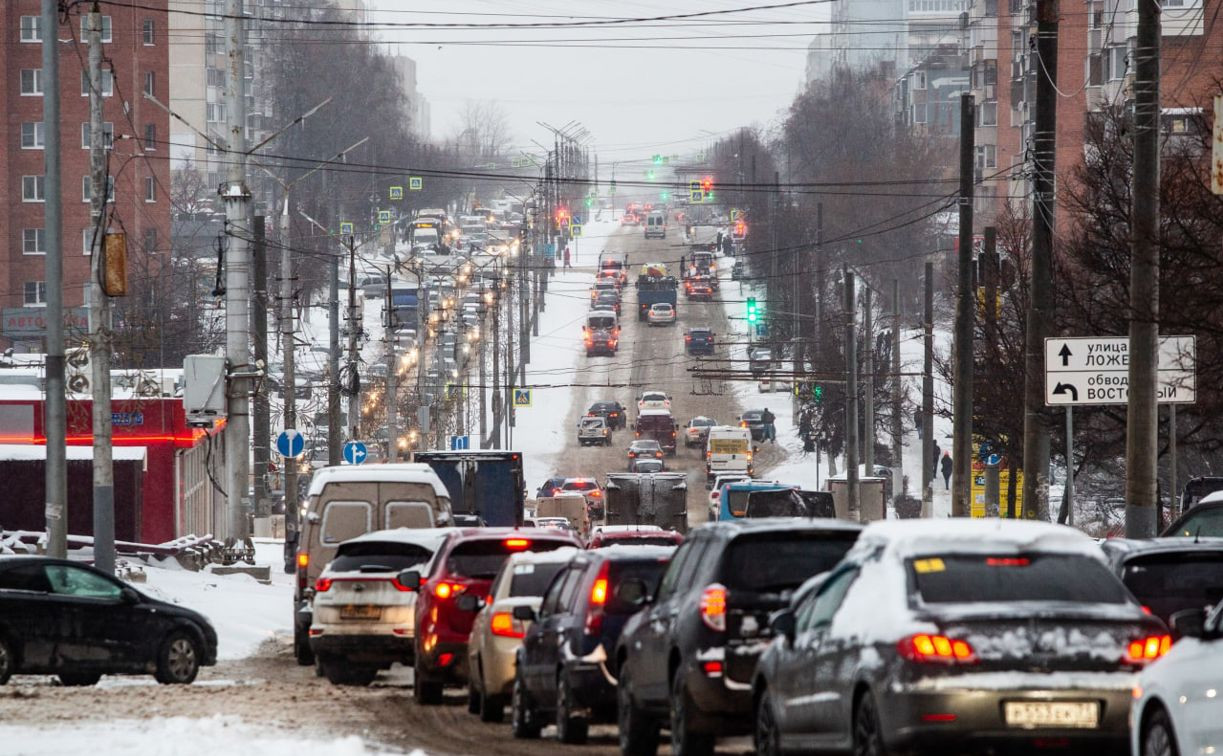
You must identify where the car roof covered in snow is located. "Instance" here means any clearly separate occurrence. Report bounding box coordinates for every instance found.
[855,518,1105,562]
[306,463,450,500]
[338,527,458,552]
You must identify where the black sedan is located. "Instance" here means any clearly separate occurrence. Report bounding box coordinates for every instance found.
[586,400,628,430]
[0,557,217,686]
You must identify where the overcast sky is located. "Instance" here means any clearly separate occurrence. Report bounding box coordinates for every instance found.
[366,0,829,164]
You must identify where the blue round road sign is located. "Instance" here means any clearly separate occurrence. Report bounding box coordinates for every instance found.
[343,441,368,465]
[276,429,304,458]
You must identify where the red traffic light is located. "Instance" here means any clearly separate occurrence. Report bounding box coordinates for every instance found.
[701,176,713,193]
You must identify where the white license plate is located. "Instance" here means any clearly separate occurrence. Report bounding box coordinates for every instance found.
[1004,701,1099,729]
[340,604,381,620]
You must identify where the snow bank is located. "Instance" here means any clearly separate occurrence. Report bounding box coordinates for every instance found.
[0,715,418,756]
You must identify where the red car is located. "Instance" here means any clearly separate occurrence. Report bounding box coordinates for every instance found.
[402,528,580,704]
[685,282,714,301]
[586,525,685,549]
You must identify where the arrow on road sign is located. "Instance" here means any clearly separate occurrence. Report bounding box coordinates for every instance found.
[1052,382,1079,402]
[1058,344,1072,366]
[343,441,368,465]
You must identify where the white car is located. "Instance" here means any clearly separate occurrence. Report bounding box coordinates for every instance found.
[1131,598,1223,756]
[637,391,670,411]
[646,302,676,326]
[309,528,454,686]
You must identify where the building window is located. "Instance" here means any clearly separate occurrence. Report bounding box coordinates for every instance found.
[206,68,225,88]
[206,103,226,123]
[144,123,157,151]
[23,229,47,255]
[913,71,927,90]
[978,102,998,127]
[81,69,114,97]
[20,15,42,42]
[24,282,48,307]
[21,122,46,150]
[145,176,157,203]
[143,228,158,253]
[142,19,156,45]
[144,71,156,97]
[1109,46,1127,80]
[81,122,115,150]
[80,15,113,43]
[82,175,115,203]
[22,175,46,203]
[20,69,43,96]
[205,32,222,56]
[975,144,997,169]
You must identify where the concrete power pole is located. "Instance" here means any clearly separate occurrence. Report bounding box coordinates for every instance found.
[863,285,875,479]
[279,197,298,535]
[328,252,341,465]
[844,267,859,518]
[222,0,252,538]
[42,0,68,559]
[252,217,271,515]
[922,261,935,516]
[385,266,399,462]
[345,238,360,443]
[87,5,115,574]
[1021,0,1060,522]
[891,279,904,510]
[1125,0,1162,537]
[951,94,976,518]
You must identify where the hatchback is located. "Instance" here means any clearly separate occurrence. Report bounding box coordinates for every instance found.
[647,303,676,326]
[1101,537,1223,627]
[685,328,715,356]
[684,416,717,448]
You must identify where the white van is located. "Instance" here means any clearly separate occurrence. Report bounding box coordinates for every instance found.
[704,425,754,479]
[644,211,667,239]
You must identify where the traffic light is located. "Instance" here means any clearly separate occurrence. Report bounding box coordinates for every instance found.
[813,384,823,402]
[746,297,758,324]
[555,206,569,225]
[646,170,656,181]
[734,220,747,238]
[584,196,594,208]
[701,175,714,193]
[660,190,670,201]
[652,154,663,165]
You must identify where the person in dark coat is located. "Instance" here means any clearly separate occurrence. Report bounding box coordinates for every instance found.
[932,442,941,478]
[941,451,953,490]
[761,408,777,444]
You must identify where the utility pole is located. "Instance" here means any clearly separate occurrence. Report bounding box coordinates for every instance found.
[1021,0,1060,522]
[844,267,859,518]
[814,202,825,380]
[279,197,298,535]
[385,265,398,462]
[519,245,529,381]
[922,261,935,516]
[891,279,904,510]
[863,284,875,478]
[327,250,341,465]
[1125,0,1161,537]
[951,93,976,518]
[507,266,516,438]
[491,280,502,449]
[86,4,115,574]
[222,0,252,538]
[252,217,271,514]
[43,0,67,559]
[345,237,359,442]
[478,281,488,447]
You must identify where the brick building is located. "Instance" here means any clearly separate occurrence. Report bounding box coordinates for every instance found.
[1,2,170,351]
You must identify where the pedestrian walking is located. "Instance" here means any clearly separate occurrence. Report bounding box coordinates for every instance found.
[761,408,777,444]
[940,451,953,490]
[914,410,924,440]
[932,442,941,478]
[563,246,572,269]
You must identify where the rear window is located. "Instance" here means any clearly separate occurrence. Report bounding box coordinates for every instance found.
[508,561,569,598]
[1167,508,1223,537]
[1122,553,1223,617]
[607,536,677,548]
[911,554,1129,604]
[565,480,597,491]
[608,560,670,613]
[722,532,857,592]
[330,542,434,573]
[446,539,570,579]
[744,489,807,518]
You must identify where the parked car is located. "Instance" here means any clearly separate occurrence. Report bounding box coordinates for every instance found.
[614,518,863,754]
[1131,597,1223,756]
[465,548,578,722]
[753,519,1168,755]
[739,409,768,442]
[402,528,581,704]
[685,327,715,356]
[683,416,717,449]
[0,556,217,686]
[512,546,676,742]
[309,528,452,685]
[1101,537,1223,628]
[586,525,685,549]
[647,302,677,326]
[586,400,628,430]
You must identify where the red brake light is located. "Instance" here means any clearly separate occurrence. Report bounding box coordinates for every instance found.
[505,538,530,549]
[699,583,728,632]
[434,581,465,599]
[314,577,332,592]
[701,660,723,677]
[985,557,1031,567]
[491,610,526,638]
[590,490,602,498]
[898,634,977,664]
[1125,634,1172,664]
[585,562,611,635]
[590,578,608,606]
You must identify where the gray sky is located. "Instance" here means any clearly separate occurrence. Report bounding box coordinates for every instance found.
[366,0,829,161]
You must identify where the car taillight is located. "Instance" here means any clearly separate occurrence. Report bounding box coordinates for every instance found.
[433,581,466,599]
[314,577,333,592]
[491,610,526,639]
[505,538,530,549]
[706,450,712,459]
[390,575,416,592]
[897,634,977,664]
[590,490,602,498]
[699,584,728,632]
[740,421,747,427]
[585,563,610,635]
[1125,635,1172,664]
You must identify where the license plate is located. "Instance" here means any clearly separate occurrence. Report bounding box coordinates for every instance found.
[340,604,381,620]
[1004,701,1099,729]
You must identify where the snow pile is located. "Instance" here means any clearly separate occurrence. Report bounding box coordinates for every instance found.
[0,715,418,756]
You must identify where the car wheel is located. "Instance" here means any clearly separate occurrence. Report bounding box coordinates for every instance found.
[670,666,715,756]
[0,636,13,685]
[1142,706,1180,756]
[324,660,377,686]
[511,667,541,739]
[57,672,102,687]
[618,664,659,756]
[556,670,589,744]
[293,625,315,666]
[467,679,483,714]
[480,690,506,723]
[413,655,443,705]
[154,630,201,685]
[853,690,888,756]
[755,689,784,756]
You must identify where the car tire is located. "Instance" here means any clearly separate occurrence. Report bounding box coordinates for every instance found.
[0,635,13,685]
[154,630,201,685]
[324,660,377,686]
[467,680,483,714]
[57,672,102,687]
[617,664,659,756]
[413,655,444,705]
[556,670,589,744]
[755,689,784,756]
[1142,706,1180,756]
[853,690,888,756]
[670,666,715,756]
[511,667,542,739]
[480,691,506,723]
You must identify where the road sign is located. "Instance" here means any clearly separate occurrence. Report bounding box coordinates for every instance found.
[730,209,739,221]
[343,440,368,465]
[339,221,354,235]
[378,210,392,224]
[276,429,304,458]
[408,176,423,191]
[512,388,532,407]
[389,186,403,200]
[449,435,469,450]
[571,223,583,237]
[1044,336,1196,406]
[690,189,703,203]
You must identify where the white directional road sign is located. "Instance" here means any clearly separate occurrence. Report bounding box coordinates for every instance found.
[1045,336,1195,406]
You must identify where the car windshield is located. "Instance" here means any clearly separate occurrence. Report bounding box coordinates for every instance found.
[592,403,619,412]
[723,532,858,593]
[1122,552,1223,619]
[508,561,570,598]
[446,539,571,579]
[330,542,435,573]
[581,418,604,428]
[691,418,714,427]
[910,554,1130,604]
[1166,507,1223,537]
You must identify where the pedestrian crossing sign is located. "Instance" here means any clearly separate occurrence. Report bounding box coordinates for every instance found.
[409,176,423,191]
[378,210,392,224]
[389,186,403,200]
[512,388,532,408]
[571,224,583,237]
[339,221,354,235]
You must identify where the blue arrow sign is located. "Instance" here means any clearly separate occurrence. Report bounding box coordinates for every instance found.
[343,441,368,465]
[449,435,469,450]
[276,429,304,458]
[986,453,1002,467]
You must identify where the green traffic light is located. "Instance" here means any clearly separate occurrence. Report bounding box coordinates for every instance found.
[813,384,823,402]
[746,297,758,324]
[652,154,663,165]
[660,191,670,201]
[646,170,656,181]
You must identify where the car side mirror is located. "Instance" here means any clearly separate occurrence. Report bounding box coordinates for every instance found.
[617,578,652,608]
[512,605,536,622]
[456,594,482,612]
[121,587,141,605]
[1170,606,1207,639]
[397,570,422,590]
[771,608,797,644]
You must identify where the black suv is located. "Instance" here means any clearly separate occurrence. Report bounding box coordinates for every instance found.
[587,400,628,430]
[685,328,715,356]
[614,519,862,755]
[510,546,676,743]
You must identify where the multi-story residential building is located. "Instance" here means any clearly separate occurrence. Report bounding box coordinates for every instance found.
[392,55,433,141]
[168,0,232,191]
[1,2,171,351]
[806,0,905,84]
